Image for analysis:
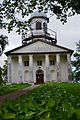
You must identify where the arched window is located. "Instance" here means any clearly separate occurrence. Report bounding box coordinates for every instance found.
[36,21,42,30]
[43,22,47,32]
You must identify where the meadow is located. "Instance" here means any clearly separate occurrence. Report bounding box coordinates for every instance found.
[0,83,30,96]
[0,82,80,119]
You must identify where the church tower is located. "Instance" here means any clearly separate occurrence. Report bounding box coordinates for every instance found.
[22,11,57,45]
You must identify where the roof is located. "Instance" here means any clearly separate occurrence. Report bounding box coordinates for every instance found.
[31,11,47,18]
[29,11,49,22]
[5,39,74,56]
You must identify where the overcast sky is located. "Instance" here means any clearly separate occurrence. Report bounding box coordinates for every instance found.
[0,14,80,67]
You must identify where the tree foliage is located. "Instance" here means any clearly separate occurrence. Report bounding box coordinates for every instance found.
[72,40,80,81]
[0,66,3,85]
[0,0,80,34]
[0,60,8,85]
[2,60,8,84]
[0,34,8,56]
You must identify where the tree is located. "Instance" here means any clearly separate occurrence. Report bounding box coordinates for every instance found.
[2,60,8,84]
[0,0,80,34]
[0,60,8,85]
[0,66,3,85]
[72,40,80,81]
[0,34,8,56]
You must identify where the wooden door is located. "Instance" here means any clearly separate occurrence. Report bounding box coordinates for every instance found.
[36,74,44,84]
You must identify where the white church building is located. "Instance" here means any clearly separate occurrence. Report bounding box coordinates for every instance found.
[5,11,73,84]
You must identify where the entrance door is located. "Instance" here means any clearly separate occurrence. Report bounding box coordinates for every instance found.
[36,69,44,84]
[36,74,44,84]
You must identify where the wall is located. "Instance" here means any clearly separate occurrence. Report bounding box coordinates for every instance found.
[60,55,68,82]
[22,56,30,83]
[30,18,48,36]
[50,55,57,82]
[11,56,18,83]
[33,55,46,83]
[11,54,69,84]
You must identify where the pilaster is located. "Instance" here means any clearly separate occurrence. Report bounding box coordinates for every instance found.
[56,54,61,82]
[67,54,72,81]
[18,55,23,83]
[29,55,33,82]
[45,54,50,82]
[8,56,12,83]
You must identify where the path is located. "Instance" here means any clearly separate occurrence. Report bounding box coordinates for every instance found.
[0,85,39,105]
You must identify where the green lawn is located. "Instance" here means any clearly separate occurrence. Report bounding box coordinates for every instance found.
[1,82,80,119]
[0,83,31,96]
[48,82,80,97]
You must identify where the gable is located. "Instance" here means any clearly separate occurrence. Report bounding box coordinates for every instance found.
[5,40,73,55]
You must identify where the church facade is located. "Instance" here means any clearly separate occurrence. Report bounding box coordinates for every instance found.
[5,11,73,84]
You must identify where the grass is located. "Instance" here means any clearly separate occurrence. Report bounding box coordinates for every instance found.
[21,82,80,97]
[0,83,31,96]
[1,82,80,119]
[48,82,80,97]
[0,82,80,97]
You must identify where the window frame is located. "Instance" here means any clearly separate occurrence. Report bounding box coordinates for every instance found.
[37,60,42,66]
[43,22,47,32]
[50,60,55,65]
[24,61,29,66]
[36,21,42,30]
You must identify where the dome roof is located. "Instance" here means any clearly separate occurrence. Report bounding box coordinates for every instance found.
[30,11,47,18]
[29,11,49,22]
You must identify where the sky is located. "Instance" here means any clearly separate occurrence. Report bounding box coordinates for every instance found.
[0,14,80,67]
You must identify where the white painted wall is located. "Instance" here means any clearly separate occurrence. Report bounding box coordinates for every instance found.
[22,56,30,83]
[60,55,68,82]
[33,55,46,83]
[50,55,57,82]
[11,56,18,83]
[24,70,29,83]
[30,18,48,37]
[10,54,70,84]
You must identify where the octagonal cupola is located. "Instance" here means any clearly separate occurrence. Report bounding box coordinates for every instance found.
[29,11,49,36]
[22,11,57,45]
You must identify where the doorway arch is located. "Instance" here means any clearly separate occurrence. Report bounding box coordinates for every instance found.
[36,69,44,84]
